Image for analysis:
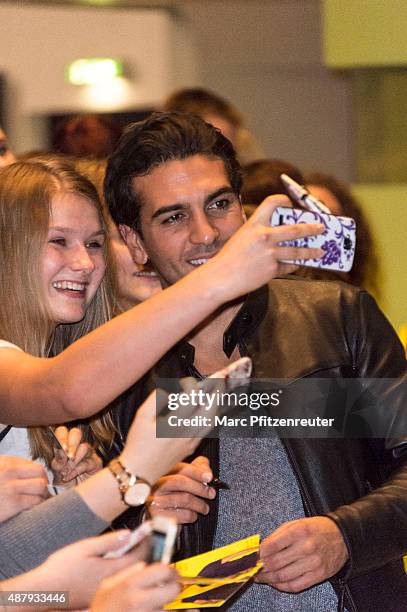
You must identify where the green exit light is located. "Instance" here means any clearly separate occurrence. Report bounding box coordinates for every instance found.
[67,58,123,86]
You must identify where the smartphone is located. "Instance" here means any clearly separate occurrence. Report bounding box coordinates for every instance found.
[147,515,178,564]
[270,206,356,272]
[104,515,177,563]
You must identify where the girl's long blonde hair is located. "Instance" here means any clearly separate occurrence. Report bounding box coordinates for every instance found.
[0,157,118,464]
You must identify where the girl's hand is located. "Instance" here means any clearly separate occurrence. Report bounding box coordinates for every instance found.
[51,426,103,486]
[120,379,220,485]
[90,562,181,612]
[24,530,151,610]
[0,456,49,521]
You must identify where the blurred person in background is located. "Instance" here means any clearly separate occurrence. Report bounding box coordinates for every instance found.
[53,115,122,159]
[241,158,305,218]
[305,171,380,299]
[75,157,162,310]
[0,126,15,167]
[162,87,264,164]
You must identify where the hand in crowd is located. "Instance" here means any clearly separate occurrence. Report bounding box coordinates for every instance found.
[146,456,216,525]
[0,455,49,522]
[256,516,349,592]
[90,561,181,612]
[6,530,152,611]
[51,426,103,487]
[206,195,324,300]
[119,383,217,486]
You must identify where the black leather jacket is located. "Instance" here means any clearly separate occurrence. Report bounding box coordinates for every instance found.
[113,278,407,612]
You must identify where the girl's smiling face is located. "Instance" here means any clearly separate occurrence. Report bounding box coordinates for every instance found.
[43,191,106,325]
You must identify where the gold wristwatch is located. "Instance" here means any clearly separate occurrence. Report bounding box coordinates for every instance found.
[108,458,151,507]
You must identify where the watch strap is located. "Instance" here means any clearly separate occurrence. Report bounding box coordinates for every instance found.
[108,458,151,506]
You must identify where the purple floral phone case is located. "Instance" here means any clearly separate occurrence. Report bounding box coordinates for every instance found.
[270,207,356,272]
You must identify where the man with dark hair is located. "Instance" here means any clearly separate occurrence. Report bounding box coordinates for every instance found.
[105,111,407,612]
[105,111,242,237]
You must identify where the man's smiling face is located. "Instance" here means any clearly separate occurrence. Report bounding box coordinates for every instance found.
[125,154,245,287]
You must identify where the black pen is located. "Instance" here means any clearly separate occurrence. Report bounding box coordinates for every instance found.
[280,173,331,215]
[208,477,230,490]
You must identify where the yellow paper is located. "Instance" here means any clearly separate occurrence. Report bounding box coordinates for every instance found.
[165,534,261,609]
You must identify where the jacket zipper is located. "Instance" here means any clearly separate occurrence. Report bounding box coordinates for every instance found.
[283,441,358,612]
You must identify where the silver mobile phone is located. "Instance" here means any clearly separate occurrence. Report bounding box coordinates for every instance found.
[148,515,178,564]
[104,515,177,563]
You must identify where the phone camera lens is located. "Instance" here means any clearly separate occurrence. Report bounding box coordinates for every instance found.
[344,237,352,251]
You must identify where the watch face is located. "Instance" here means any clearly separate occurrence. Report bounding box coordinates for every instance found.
[124,482,151,506]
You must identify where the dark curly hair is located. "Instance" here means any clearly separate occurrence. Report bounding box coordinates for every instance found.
[104,111,242,235]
